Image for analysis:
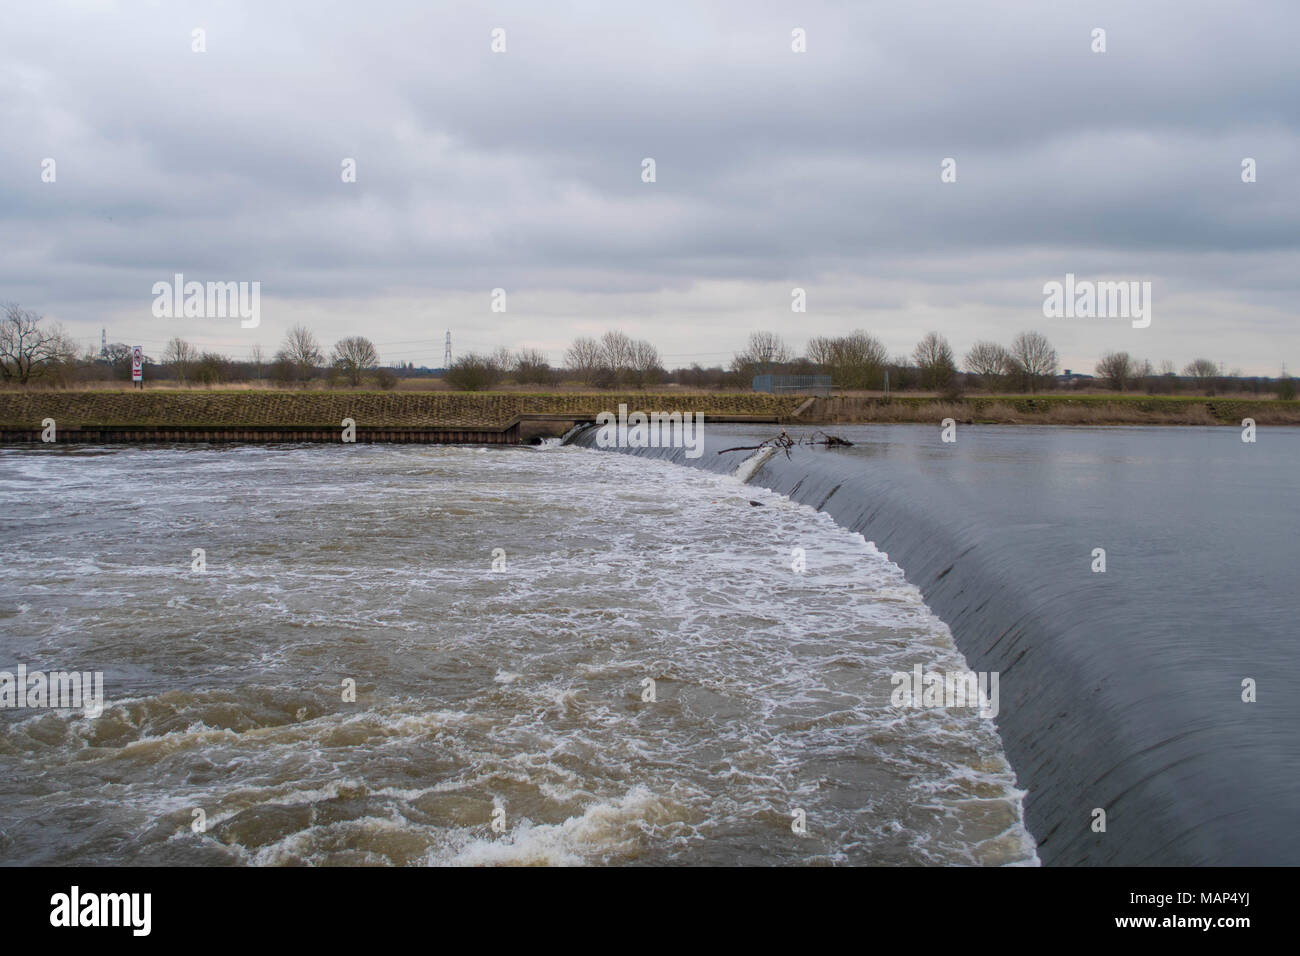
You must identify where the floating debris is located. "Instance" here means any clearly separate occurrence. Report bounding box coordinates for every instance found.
[718,430,854,459]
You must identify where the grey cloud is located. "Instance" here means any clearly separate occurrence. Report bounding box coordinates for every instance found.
[0,0,1296,371]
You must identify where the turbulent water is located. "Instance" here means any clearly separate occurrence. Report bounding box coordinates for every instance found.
[0,444,1035,866]
[574,423,1300,865]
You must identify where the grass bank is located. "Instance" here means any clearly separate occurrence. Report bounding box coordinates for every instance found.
[0,390,805,430]
[1,390,1295,434]
[804,394,1300,426]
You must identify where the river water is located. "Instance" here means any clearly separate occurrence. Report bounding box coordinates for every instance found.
[573,422,1300,865]
[0,443,1035,866]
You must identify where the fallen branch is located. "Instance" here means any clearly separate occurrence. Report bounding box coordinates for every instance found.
[718,430,854,458]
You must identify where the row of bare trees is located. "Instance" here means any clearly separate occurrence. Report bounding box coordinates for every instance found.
[564,331,664,389]
[155,327,391,388]
[962,332,1059,392]
[442,348,514,391]
[0,303,1283,397]
[0,306,394,389]
[1092,353,1228,392]
[273,327,391,387]
[733,329,1244,396]
[733,329,1060,393]
[443,332,666,391]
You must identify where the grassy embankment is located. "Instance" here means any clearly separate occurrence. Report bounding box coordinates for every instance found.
[1,390,1296,431]
[0,390,804,429]
[807,394,1300,425]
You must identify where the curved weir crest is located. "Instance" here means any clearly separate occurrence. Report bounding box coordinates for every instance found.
[571,422,1300,865]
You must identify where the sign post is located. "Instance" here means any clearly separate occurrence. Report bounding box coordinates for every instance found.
[132,346,143,389]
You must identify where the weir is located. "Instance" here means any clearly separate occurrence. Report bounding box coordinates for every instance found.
[571,422,1300,866]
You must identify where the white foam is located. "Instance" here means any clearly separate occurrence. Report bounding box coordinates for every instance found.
[732,445,776,483]
[433,786,676,866]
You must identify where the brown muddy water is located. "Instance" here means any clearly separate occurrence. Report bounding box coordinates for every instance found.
[0,443,1034,865]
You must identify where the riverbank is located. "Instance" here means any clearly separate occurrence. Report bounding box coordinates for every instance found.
[0,391,800,443]
[806,394,1300,425]
[1,390,1294,442]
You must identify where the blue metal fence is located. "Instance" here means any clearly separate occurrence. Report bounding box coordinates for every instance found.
[751,374,832,396]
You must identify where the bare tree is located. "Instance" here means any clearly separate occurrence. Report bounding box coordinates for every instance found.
[564,336,604,385]
[805,336,835,369]
[0,305,75,384]
[1136,357,1156,393]
[193,351,236,385]
[600,330,636,381]
[626,339,663,388]
[278,325,323,386]
[963,341,1011,392]
[100,343,136,380]
[445,351,504,391]
[807,330,888,389]
[1095,351,1138,391]
[513,347,553,385]
[250,343,264,380]
[1008,331,1058,392]
[731,331,791,376]
[1184,358,1219,393]
[163,337,200,383]
[912,331,956,390]
[490,347,514,376]
[330,336,379,386]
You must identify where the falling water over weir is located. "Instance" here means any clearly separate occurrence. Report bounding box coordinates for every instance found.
[571,422,1300,865]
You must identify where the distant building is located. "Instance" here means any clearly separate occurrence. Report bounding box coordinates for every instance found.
[1057,369,1094,385]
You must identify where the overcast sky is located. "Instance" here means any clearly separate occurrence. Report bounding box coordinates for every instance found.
[2,1,1296,374]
